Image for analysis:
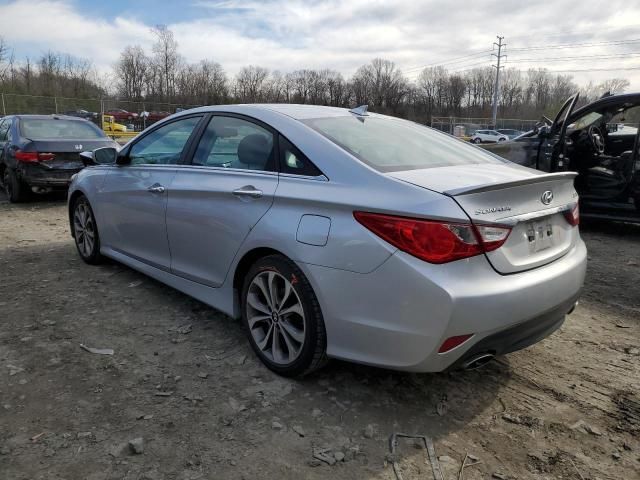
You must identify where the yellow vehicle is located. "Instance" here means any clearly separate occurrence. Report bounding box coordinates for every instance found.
[102,115,127,133]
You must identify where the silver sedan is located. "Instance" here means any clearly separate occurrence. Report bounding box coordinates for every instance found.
[68,104,586,377]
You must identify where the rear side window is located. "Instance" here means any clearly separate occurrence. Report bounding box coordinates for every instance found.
[192,116,276,172]
[19,118,105,140]
[304,115,503,172]
[279,135,322,177]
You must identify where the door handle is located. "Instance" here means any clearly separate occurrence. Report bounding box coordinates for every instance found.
[232,186,263,199]
[147,184,165,194]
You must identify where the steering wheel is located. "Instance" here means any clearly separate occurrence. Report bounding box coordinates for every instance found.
[587,125,605,155]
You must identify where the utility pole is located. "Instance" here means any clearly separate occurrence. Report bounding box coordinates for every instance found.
[491,35,506,128]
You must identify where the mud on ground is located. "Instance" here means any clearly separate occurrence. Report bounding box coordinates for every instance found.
[0,194,638,480]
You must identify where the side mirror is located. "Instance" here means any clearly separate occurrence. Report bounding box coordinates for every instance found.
[93,147,118,165]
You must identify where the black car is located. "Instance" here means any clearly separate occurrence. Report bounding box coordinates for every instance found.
[482,93,640,223]
[0,115,119,202]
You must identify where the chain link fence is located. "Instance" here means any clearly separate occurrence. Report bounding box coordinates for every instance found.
[430,116,539,137]
[0,93,201,132]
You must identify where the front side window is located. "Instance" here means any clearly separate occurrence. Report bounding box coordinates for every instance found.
[129,116,202,166]
[192,116,275,172]
[304,115,504,172]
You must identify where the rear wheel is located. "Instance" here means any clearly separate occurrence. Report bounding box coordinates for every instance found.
[72,196,103,264]
[473,138,482,144]
[241,255,327,377]
[3,168,30,203]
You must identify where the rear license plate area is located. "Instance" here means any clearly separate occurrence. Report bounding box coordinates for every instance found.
[526,219,554,253]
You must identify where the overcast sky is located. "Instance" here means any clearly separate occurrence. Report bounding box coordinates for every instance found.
[1,0,639,90]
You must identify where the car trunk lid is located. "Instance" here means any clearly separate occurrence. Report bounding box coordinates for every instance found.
[388,164,579,274]
[22,139,114,170]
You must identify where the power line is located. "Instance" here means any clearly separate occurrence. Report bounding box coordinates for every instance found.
[507,52,640,63]
[403,50,492,73]
[507,24,640,42]
[540,66,640,73]
[508,38,640,51]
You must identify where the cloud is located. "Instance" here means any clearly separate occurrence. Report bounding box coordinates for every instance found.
[1,0,639,89]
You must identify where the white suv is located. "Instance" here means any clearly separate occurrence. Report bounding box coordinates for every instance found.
[470,130,509,144]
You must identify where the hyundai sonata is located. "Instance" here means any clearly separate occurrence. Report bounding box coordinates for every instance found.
[68,104,586,377]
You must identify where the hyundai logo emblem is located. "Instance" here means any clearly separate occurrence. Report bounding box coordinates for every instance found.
[541,190,554,205]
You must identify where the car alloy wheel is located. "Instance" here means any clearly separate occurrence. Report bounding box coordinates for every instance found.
[246,270,306,365]
[72,197,102,264]
[241,255,327,376]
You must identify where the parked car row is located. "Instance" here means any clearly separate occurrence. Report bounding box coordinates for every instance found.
[65,109,173,123]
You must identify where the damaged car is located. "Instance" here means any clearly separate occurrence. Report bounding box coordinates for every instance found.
[0,114,119,202]
[481,93,640,223]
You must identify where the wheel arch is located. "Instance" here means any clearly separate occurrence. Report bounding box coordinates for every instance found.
[231,247,290,317]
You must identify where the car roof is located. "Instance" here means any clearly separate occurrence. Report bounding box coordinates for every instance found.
[182,103,357,120]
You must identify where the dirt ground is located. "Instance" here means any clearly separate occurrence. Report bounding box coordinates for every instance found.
[0,193,638,480]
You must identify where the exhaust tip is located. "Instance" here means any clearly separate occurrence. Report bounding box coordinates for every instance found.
[462,353,495,370]
[567,301,579,315]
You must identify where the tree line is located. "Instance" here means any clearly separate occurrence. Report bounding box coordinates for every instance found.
[0,28,632,123]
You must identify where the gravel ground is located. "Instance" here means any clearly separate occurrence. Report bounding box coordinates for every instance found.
[0,194,639,480]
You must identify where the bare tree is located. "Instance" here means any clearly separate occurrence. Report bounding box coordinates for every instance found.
[115,46,150,100]
[234,66,269,103]
[597,78,630,95]
[151,25,181,101]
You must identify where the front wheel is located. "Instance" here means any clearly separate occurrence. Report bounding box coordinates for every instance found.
[241,255,327,377]
[72,196,103,264]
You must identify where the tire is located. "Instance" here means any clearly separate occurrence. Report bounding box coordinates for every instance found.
[241,254,328,377]
[3,168,30,203]
[72,196,103,264]
[473,138,482,144]
[498,137,507,142]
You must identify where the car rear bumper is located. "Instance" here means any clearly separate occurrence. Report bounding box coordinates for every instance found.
[17,164,79,188]
[300,238,587,372]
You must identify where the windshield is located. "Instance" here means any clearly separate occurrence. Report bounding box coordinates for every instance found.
[19,118,105,140]
[303,115,504,172]
[568,111,603,131]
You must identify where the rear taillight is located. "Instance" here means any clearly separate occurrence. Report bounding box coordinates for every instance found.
[14,150,55,163]
[353,212,511,264]
[563,203,579,227]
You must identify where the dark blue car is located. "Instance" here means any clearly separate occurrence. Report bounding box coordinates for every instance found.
[0,114,119,202]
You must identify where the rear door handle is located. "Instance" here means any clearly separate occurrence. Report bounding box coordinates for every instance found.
[232,186,263,199]
[147,183,165,194]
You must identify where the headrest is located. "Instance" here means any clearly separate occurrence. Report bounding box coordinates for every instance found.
[237,134,271,169]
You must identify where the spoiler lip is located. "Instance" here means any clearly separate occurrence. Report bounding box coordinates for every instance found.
[443,172,578,197]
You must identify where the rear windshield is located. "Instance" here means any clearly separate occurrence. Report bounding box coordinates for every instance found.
[303,115,504,172]
[19,118,105,140]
